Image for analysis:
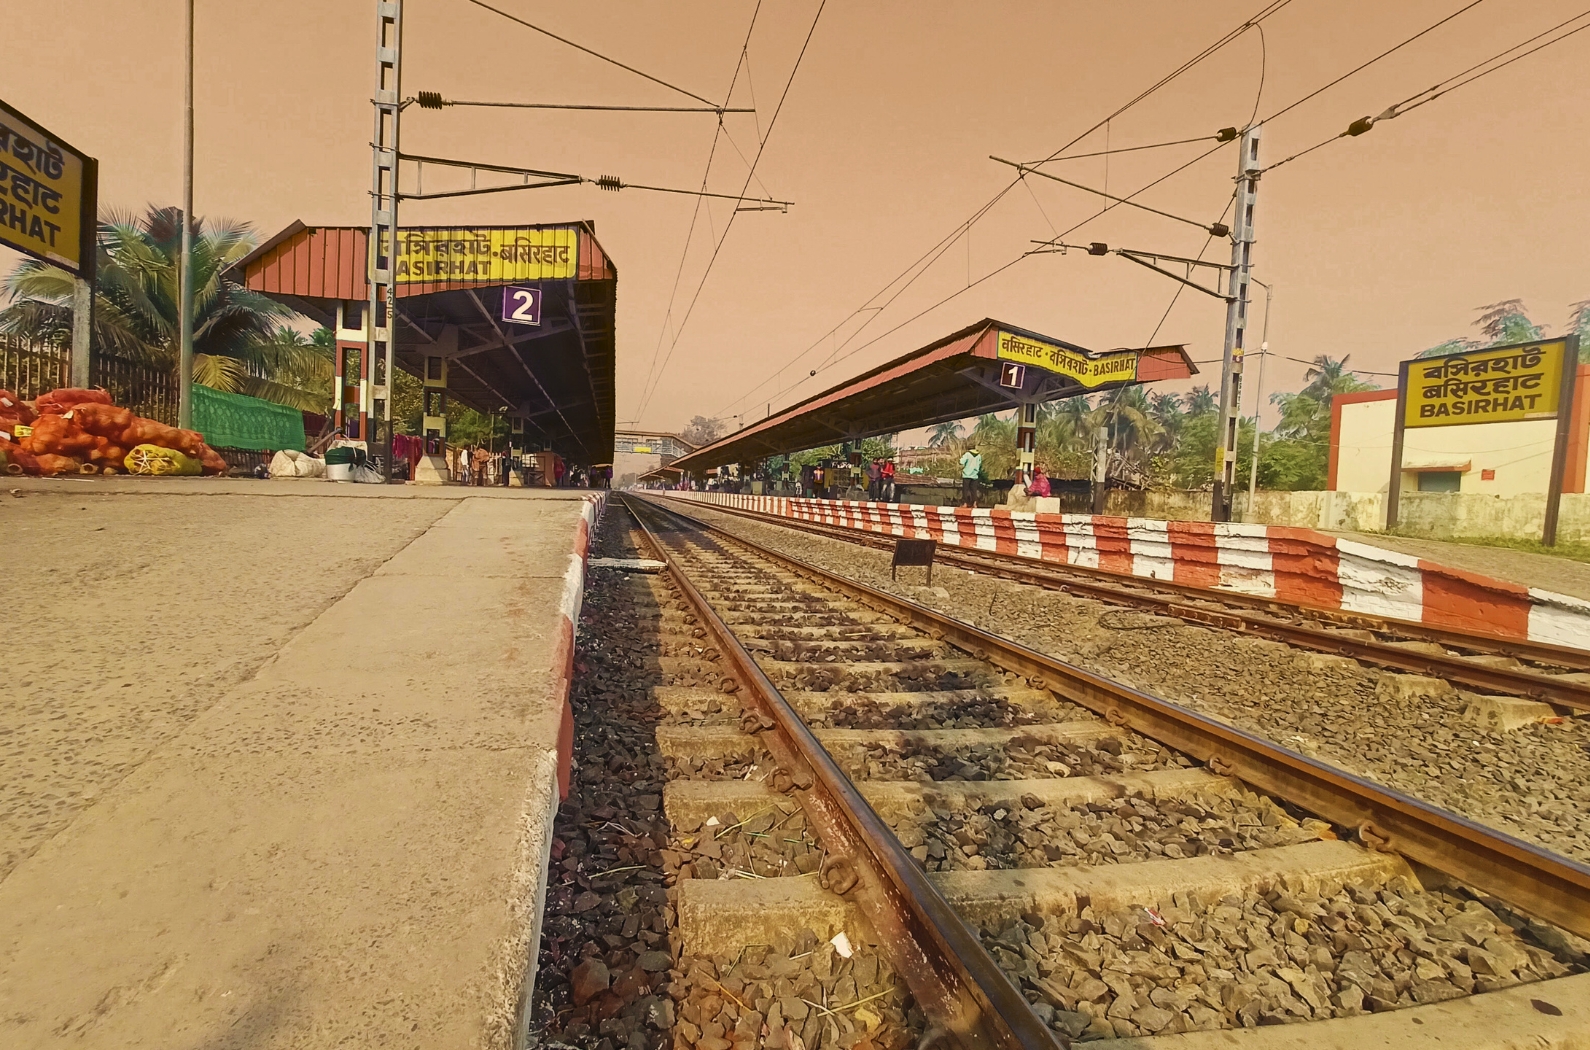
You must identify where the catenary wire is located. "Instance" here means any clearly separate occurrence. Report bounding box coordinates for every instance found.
[705,0,1296,423]
[463,0,719,106]
[634,0,826,421]
[1264,9,1590,173]
[1256,0,1490,127]
[633,4,763,416]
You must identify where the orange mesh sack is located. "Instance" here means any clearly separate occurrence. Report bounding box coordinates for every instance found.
[72,403,135,439]
[0,390,36,425]
[34,387,112,415]
[33,453,82,475]
[20,415,95,457]
[196,444,227,475]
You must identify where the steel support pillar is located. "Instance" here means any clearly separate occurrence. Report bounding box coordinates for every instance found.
[368,0,403,478]
[1211,124,1261,522]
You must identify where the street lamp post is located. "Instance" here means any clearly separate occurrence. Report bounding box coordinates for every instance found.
[178,0,195,429]
[1245,279,1273,522]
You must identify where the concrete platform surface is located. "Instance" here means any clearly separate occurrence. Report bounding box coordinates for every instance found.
[0,484,601,1049]
[1332,530,1590,601]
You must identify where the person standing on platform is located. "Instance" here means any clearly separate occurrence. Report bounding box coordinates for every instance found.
[866,458,882,500]
[959,445,982,507]
[881,457,896,502]
[472,444,491,486]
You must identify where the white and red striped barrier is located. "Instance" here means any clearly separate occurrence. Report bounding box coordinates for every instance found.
[553,492,607,797]
[663,492,1590,651]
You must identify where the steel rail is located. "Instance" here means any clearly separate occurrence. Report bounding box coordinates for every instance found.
[664,498,1590,710]
[619,496,1063,1050]
[635,494,1590,942]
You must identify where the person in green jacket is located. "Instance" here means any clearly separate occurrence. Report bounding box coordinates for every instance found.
[959,445,983,507]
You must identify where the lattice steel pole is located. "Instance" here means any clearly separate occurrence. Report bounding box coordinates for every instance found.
[1211,124,1261,522]
[369,0,403,478]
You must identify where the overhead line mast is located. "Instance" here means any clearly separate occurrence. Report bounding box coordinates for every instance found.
[369,1,404,478]
[1212,124,1260,522]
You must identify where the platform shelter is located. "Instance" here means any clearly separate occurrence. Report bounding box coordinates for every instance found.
[233,221,616,472]
[671,318,1196,480]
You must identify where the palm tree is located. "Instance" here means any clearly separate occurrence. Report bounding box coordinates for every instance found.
[1300,354,1376,404]
[0,206,329,410]
[1184,384,1217,416]
[928,420,963,448]
[1419,300,1544,359]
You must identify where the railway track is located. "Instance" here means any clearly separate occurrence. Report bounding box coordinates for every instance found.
[656,495,1590,712]
[616,494,1590,1050]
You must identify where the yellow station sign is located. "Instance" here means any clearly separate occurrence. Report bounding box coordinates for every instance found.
[1404,339,1568,429]
[995,329,1139,388]
[0,100,91,275]
[390,226,579,284]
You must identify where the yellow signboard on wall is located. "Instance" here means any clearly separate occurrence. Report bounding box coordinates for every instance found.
[391,226,579,284]
[0,100,91,275]
[995,329,1138,387]
[1403,339,1567,428]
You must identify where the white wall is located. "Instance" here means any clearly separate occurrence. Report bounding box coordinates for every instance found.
[1335,397,1570,496]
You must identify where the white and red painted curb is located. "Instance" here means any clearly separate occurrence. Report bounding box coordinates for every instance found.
[664,492,1590,651]
[553,492,607,798]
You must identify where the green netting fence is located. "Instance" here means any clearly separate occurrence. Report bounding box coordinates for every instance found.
[192,384,306,452]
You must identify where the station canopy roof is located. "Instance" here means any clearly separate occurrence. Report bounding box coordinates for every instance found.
[671,318,1197,470]
[232,220,617,463]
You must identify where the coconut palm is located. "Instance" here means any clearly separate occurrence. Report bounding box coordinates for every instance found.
[1300,354,1376,404]
[0,206,330,410]
[927,420,964,448]
[1184,384,1217,416]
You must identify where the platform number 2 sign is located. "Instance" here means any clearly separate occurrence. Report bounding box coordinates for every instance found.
[502,285,543,327]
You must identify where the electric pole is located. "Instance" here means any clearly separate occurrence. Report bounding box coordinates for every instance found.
[1211,124,1261,522]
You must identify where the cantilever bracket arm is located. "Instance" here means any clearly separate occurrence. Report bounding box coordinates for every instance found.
[1115,250,1231,301]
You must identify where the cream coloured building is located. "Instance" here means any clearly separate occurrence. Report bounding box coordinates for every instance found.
[1328,368,1590,496]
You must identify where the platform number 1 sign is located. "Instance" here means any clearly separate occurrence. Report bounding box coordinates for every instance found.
[999,362,1026,389]
[502,285,543,327]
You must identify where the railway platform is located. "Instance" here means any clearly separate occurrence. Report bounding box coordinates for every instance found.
[0,480,602,1048]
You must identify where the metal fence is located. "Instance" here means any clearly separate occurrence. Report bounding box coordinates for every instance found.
[91,353,178,426]
[0,333,69,402]
[0,334,179,426]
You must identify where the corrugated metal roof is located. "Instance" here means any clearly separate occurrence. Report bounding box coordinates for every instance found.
[670,318,1195,471]
[233,220,618,464]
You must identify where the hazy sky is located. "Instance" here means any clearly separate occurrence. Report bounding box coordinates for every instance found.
[6,0,1590,435]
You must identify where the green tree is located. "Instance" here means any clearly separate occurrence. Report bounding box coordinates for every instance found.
[1300,354,1375,403]
[1418,299,1543,359]
[1184,384,1217,416]
[928,420,963,448]
[1566,300,1590,362]
[0,206,329,410]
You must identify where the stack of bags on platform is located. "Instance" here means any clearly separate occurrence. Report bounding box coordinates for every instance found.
[0,387,227,477]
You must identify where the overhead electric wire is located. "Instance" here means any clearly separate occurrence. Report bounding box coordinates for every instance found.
[634,0,825,421]
[413,95,753,114]
[761,141,1236,411]
[1257,0,1490,126]
[707,0,1296,424]
[463,0,720,106]
[634,3,763,420]
[990,156,1229,234]
[1265,7,1590,173]
[1018,134,1221,165]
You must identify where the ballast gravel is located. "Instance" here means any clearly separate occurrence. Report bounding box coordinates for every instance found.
[979,880,1585,1039]
[533,508,920,1050]
[679,504,1590,863]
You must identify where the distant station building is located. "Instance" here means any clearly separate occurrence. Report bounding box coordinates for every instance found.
[613,430,696,487]
[233,221,616,480]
